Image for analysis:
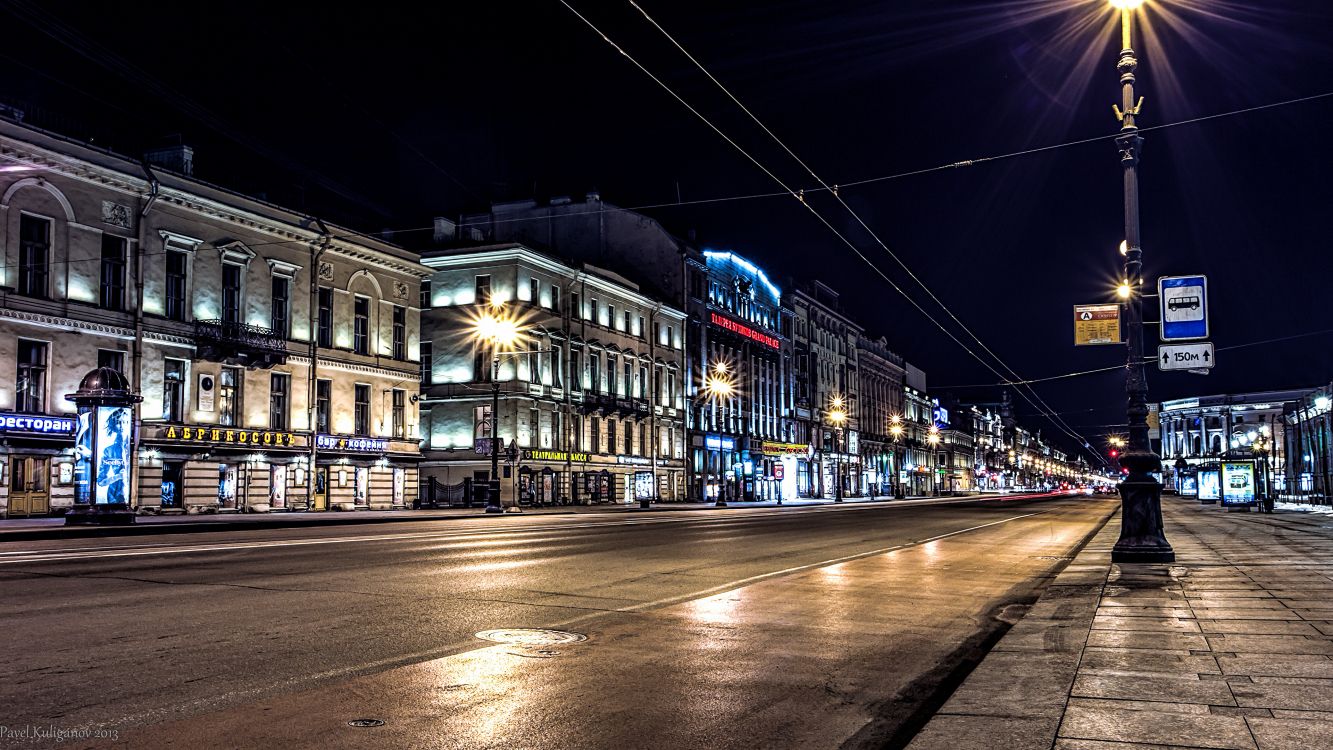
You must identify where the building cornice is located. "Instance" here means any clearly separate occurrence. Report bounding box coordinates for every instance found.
[0,308,135,340]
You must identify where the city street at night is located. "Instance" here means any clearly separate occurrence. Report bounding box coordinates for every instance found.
[1,495,1114,747]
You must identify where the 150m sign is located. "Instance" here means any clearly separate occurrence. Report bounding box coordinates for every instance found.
[1158,343,1214,372]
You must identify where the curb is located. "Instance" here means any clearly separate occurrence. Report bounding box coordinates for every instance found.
[905,506,1121,750]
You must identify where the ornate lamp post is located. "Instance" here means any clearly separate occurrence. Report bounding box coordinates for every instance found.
[1108,0,1174,562]
[827,397,848,502]
[469,304,525,514]
[65,367,143,526]
[927,424,941,496]
[889,415,905,499]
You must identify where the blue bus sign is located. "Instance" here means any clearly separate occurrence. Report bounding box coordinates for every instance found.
[1159,275,1209,341]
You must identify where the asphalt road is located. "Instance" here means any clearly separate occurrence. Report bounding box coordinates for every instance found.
[0,494,1118,749]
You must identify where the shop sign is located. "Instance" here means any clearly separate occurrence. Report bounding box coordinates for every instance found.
[760,441,809,456]
[705,434,736,451]
[317,434,387,452]
[163,424,297,447]
[1074,304,1121,346]
[773,464,785,480]
[709,312,779,350]
[0,413,75,434]
[617,455,652,466]
[524,449,591,463]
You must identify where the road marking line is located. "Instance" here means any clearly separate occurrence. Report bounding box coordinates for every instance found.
[0,494,1059,565]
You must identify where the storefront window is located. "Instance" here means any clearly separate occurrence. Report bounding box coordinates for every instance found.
[218,464,238,509]
[355,466,369,504]
[161,462,183,508]
[270,465,287,509]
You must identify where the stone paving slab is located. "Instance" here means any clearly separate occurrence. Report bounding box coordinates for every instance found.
[909,498,1333,750]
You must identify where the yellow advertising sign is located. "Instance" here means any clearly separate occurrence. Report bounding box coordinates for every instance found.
[1074,304,1122,346]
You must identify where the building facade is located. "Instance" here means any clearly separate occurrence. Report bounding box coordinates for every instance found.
[0,118,425,516]
[856,335,906,497]
[419,244,688,505]
[690,250,795,502]
[901,365,935,496]
[1283,387,1333,503]
[790,281,863,499]
[1160,389,1309,500]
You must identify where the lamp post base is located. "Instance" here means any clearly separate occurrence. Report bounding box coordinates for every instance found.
[484,479,504,514]
[1112,469,1175,564]
[65,504,136,526]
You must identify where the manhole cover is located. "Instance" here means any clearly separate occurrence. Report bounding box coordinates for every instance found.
[475,628,587,646]
[348,719,385,728]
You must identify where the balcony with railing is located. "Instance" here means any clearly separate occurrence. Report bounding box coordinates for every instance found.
[194,319,288,368]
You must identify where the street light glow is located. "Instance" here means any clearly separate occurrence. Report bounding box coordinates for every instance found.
[1116,281,1131,299]
[469,309,523,350]
[1110,0,1145,9]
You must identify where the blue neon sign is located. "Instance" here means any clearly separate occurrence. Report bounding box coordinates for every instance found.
[316,434,388,452]
[0,414,76,434]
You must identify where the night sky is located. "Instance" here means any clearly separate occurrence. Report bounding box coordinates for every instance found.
[4,0,1332,458]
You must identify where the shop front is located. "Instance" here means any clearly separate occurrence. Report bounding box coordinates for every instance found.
[137,423,310,513]
[0,413,78,517]
[314,434,420,511]
[760,441,807,502]
[516,449,687,505]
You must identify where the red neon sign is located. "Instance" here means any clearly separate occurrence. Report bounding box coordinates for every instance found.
[710,311,780,350]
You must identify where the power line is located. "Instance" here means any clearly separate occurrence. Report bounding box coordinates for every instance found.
[627,0,1102,462]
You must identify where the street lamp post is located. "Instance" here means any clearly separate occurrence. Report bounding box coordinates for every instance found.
[927,425,941,497]
[1109,0,1174,563]
[827,397,848,503]
[890,416,905,499]
[470,304,525,514]
[697,361,735,507]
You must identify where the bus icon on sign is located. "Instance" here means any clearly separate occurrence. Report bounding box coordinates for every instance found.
[1167,295,1200,312]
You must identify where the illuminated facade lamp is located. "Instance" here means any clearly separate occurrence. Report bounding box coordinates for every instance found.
[65,367,143,526]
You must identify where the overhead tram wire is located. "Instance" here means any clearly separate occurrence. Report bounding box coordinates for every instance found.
[558,1,1104,464]
[627,0,1101,460]
[937,327,1333,389]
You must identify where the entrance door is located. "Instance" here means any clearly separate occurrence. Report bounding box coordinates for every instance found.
[9,456,51,517]
[311,467,329,511]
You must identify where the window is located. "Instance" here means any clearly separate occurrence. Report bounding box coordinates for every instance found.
[590,298,599,323]
[100,234,127,310]
[317,288,334,347]
[16,340,47,413]
[163,358,186,422]
[166,250,188,321]
[528,339,541,385]
[271,276,290,337]
[551,346,562,389]
[392,305,406,360]
[97,350,125,373]
[219,366,242,426]
[353,296,370,355]
[573,414,584,451]
[570,350,582,392]
[608,304,616,329]
[638,365,648,400]
[221,263,242,324]
[637,316,645,339]
[550,285,561,313]
[623,361,631,398]
[625,311,632,333]
[419,341,433,385]
[589,353,600,393]
[316,379,332,434]
[528,407,539,447]
[607,356,617,395]
[474,405,493,440]
[354,384,371,436]
[475,275,492,305]
[18,215,50,299]
[420,280,432,309]
[625,421,633,455]
[269,373,289,430]
[392,389,405,439]
[591,417,601,453]
[607,419,617,455]
[529,278,539,306]
[571,292,581,319]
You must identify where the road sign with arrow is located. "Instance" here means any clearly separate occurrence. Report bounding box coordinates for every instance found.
[1158,342,1214,372]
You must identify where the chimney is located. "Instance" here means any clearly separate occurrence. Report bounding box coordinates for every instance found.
[145,145,194,176]
[433,217,457,243]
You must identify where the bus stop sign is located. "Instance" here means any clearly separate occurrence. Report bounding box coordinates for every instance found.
[1159,275,1209,341]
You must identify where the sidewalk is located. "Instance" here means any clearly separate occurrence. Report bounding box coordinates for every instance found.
[909,496,1333,750]
[0,493,950,542]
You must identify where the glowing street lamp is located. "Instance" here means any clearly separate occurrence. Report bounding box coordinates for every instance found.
[469,305,527,513]
[1105,0,1173,563]
[827,397,849,502]
[889,414,906,499]
[697,362,737,507]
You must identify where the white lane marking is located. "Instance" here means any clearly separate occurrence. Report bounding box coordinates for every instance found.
[0,493,1056,566]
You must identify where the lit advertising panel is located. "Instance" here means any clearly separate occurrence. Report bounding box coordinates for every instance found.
[95,406,132,505]
[74,412,92,505]
[1198,470,1220,501]
[1221,462,1256,506]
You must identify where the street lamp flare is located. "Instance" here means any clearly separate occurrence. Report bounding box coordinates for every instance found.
[1110,0,1145,9]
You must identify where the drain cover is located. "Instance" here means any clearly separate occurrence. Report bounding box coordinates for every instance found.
[475,628,587,646]
[348,719,385,728]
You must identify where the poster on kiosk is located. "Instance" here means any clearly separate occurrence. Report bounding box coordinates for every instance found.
[1221,462,1257,506]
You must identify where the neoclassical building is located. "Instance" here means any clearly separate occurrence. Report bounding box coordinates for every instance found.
[0,117,426,516]
[419,243,688,504]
